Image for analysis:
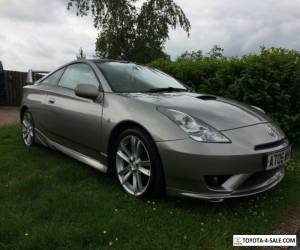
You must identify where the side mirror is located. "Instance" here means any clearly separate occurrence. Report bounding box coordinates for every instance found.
[75,84,100,101]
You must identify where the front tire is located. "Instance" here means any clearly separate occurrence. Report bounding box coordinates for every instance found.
[21,110,35,147]
[113,127,164,198]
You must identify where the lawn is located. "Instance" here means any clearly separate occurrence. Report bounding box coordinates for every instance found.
[0,126,299,250]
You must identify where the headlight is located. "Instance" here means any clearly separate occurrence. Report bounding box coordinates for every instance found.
[158,108,231,143]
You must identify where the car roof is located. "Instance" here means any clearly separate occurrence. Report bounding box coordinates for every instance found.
[76,59,132,64]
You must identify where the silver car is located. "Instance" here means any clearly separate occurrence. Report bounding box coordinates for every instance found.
[20,59,291,201]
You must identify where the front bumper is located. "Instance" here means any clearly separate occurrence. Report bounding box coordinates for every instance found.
[167,167,285,200]
[156,123,289,201]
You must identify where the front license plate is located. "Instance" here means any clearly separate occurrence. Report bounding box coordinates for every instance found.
[266,146,291,170]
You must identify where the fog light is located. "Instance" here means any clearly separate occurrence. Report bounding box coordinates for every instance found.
[205,175,231,187]
[211,176,219,186]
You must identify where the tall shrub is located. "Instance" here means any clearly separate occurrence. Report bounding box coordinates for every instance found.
[150,47,300,142]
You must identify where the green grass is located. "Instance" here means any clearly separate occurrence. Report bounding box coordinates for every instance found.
[0,126,299,250]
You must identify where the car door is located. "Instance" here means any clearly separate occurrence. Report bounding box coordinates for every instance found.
[36,67,66,134]
[44,63,103,159]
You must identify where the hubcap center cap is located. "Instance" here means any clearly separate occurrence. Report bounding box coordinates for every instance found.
[130,156,138,171]
[131,162,137,171]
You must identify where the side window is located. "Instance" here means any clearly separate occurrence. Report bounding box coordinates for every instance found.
[40,68,65,86]
[58,63,99,90]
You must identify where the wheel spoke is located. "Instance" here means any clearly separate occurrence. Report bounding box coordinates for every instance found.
[138,167,150,176]
[130,136,137,157]
[132,172,137,193]
[118,166,131,176]
[135,140,142,158]
[120,142,132,158]
[26,134,31,143]
[117,150,130,163]
[25,114,30,124]
[22,120,28,128]
[136,171,143,191]
[121,170,132,184]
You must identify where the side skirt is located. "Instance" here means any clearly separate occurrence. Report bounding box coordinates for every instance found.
[35,129,107,173]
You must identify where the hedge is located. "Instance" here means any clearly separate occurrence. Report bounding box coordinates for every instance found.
[150,47,300,142]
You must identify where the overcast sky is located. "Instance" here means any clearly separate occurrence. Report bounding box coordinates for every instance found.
[1,0,300,71]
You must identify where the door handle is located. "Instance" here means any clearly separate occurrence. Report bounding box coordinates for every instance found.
[48,98,55,104]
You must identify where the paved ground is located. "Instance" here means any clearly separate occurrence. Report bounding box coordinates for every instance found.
[0,106,19,126]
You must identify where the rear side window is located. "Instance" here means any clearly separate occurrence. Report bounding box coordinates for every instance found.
[58,63,99,90]
[40,68,65,86]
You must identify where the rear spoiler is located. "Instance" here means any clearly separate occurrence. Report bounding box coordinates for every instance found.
[26,69,50,84]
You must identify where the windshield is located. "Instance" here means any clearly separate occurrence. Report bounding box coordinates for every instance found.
[97,62,187,92]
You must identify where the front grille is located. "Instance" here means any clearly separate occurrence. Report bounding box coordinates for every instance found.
[254,139,285,151]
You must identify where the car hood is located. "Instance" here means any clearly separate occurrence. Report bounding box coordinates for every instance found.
[120,92,271,131]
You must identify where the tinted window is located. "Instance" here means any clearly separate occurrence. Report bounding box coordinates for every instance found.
[59,63,99,90]
[41,68,65,86]
[97,62,185,92]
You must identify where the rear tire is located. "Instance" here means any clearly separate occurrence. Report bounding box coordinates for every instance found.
[112,127,165,198]
[21,110,35,147]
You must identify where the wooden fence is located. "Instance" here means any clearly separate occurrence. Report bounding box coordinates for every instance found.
[0,71,43,106]
[0,71,27,106]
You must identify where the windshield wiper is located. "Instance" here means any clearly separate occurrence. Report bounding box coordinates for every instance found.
[146,87,188,93]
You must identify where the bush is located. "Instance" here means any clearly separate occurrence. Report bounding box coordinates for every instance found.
[150,47,300,142]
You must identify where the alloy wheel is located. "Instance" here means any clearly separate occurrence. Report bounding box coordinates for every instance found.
[116,135,151,196]
[22,111,34,146]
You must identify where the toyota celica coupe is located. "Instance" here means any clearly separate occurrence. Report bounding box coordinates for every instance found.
[20,59,291,202]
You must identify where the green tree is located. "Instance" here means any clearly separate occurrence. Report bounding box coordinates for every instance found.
[206,45,224,60]
[176,50,203,62]
[150,46,300,142]
[67,0,190,63]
